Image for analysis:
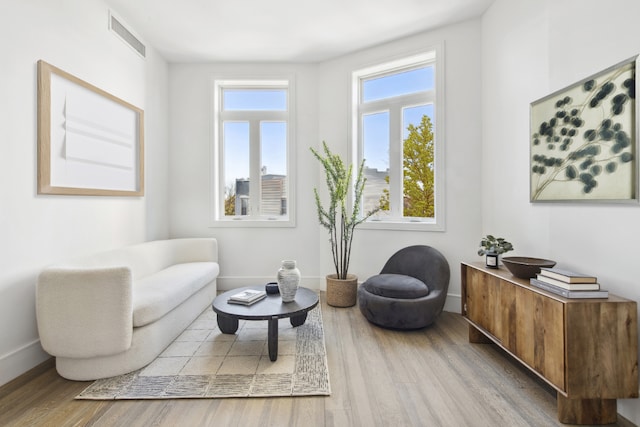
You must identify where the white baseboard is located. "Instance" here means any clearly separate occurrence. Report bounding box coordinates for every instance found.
[443,293,461,314]
[0,339,50,387]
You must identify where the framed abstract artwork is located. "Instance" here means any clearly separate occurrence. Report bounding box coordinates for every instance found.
[37,60,144,196]
[530,56,637,202]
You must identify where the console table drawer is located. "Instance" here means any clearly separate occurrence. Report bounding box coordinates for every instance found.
[465,266,565,390]
[501,282,565,390]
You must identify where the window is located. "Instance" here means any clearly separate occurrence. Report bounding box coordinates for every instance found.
[352,48,444,230]
[211,79,295,226]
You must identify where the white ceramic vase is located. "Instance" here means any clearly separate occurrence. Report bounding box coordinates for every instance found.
[277,260,300,302]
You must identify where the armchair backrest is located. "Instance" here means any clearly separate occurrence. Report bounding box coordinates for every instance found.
[380,245,450,292]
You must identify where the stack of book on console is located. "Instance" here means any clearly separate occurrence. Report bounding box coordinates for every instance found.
[530,267,609,299]
[227,289,267,305]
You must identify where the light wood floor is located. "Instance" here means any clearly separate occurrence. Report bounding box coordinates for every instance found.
[0,293,635,427]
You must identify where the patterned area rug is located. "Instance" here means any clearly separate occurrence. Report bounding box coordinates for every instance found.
[76,305,330,399]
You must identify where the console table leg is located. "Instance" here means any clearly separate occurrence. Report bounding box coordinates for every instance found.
[290,312,308,327]
[557,395,617,425]
[268,317,279,361]
[217,315,239,334]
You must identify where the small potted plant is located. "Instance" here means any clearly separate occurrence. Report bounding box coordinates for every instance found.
[478,235,514,269]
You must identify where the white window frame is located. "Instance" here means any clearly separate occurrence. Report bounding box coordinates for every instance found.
[351,45,445,231]
[210,77,296,228]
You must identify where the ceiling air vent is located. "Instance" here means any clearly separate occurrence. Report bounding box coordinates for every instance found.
[109,12,146,58]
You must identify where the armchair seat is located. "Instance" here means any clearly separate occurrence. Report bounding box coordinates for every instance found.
[361,274,430,299]
[358,245,449,330]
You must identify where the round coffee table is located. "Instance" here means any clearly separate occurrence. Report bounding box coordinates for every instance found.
[211,286,319,361]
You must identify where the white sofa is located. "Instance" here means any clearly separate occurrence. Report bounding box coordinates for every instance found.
[36,238,219,381]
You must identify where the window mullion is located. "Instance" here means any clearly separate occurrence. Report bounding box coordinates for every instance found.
[389,106,403,218]
[249,119,261,218]
[223,111,286,121]
[216,120,224,219]
[360,91,433,113]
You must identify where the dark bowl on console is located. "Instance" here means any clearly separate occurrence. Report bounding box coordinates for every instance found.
[501,256,556,279]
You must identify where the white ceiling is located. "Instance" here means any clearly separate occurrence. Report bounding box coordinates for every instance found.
[105,0,495,63]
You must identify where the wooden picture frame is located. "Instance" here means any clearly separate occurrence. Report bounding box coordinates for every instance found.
[530,56,638,202]
[37,60,144,196]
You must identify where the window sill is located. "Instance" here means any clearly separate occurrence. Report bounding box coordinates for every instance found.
[209,218,296,228]
[360,219,445,232]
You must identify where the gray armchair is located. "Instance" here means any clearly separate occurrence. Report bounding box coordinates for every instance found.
[358,245,450,329]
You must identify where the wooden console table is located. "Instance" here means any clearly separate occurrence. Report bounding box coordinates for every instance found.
[461,262,638,424]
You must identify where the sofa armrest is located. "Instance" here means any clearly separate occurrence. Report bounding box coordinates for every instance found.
[36,266,133,358]
[171,238,218,263]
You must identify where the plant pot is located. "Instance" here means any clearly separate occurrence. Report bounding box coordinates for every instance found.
[326,274,358,307]
[485,252,499,269]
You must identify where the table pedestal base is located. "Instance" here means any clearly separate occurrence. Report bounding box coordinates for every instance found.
[217,312,310,361]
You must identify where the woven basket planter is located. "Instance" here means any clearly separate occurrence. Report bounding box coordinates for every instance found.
[326,274,358,307]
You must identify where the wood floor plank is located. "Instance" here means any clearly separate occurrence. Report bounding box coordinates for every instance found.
[0,293,636,427]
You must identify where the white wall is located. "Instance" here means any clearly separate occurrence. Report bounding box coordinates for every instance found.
[168,20,484,312]
[0,0,169,386]
[482,0,640,422]
[168,63,321,289]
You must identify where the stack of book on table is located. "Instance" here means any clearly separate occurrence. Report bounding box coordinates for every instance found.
[530,267,609,299]
[227,289,267,305]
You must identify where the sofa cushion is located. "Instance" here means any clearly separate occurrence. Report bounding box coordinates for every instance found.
[133,262,219,327]
[361,274,430,299]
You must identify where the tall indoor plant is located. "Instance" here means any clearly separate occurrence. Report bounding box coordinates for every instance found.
[311,141,378,307]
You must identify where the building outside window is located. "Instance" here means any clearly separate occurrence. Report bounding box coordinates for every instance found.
[352,47,445,231]
[211,79,295,227]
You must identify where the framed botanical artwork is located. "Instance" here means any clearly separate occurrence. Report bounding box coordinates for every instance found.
[530,55,637,202]
[37,60,144,196]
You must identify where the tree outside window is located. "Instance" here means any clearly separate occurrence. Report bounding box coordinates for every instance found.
[379,114,435,217]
